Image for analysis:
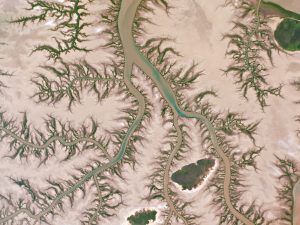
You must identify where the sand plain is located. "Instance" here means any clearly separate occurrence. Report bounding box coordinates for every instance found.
[0,0,299,224]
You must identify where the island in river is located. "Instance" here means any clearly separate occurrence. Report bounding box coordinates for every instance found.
[127,209,157,225]
[171,159,215,191]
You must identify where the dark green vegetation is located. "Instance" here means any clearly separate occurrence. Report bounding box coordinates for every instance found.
[171,159,215,190]
[224,1,282,109]
[32,60,122,110]
[127,209,157,225]
[259,0,300,52]
[0,0,294,224]
[275,18,300,51]
[12,0,92,60]
[225,0,300,108]
[273,156,299,224]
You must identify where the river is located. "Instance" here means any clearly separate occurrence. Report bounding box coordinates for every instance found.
[118,0,255,224]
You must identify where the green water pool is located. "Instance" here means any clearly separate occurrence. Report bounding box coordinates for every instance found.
[275,18,300,51]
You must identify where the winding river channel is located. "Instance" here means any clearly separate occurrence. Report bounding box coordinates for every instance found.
[118,0,254,224]
[0,0,298,224]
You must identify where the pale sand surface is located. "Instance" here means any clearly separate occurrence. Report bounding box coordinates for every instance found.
[138,0,300,223]
[0,0,299,224]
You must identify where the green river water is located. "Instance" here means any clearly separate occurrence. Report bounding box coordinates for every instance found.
[0,0,298,224]
[117,0,255,224]
[117,0,300,224]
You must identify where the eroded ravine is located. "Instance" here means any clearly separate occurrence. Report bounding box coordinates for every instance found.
[162,114,188,225]
[0,2,147,223]
[0,126,112,160]
[118,0,255,224]
[0,1,256,224]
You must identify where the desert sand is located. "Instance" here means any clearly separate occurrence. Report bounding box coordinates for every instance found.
[0,0,299,224]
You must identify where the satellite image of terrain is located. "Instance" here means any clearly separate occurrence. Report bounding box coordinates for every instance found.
[0,0,300,224]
